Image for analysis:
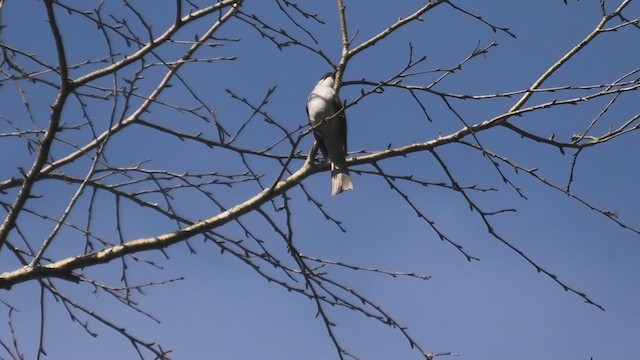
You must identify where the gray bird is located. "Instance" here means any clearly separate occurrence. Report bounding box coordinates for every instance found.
[306,72,354,196]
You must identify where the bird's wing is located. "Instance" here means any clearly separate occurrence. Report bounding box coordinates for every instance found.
[332,95,348,154]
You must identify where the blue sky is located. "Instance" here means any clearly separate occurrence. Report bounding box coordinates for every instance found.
[0,1,639,359]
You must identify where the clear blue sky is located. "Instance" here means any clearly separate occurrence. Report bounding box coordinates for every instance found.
[0,1,639,359]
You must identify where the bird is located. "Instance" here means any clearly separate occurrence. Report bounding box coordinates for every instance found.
[306,72,354,196]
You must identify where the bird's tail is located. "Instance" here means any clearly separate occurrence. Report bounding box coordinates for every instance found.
[331,164,354,196]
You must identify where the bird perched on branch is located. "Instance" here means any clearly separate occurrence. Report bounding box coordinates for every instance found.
[306,72,353,196]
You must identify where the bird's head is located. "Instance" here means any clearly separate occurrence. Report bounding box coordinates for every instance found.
[317,71,335,88]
